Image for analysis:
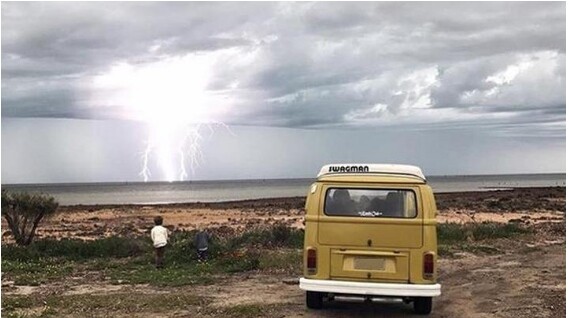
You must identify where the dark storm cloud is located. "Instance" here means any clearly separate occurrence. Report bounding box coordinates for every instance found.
[2,1,565,137]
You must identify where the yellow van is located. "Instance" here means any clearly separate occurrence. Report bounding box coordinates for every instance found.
[299,164,441,315]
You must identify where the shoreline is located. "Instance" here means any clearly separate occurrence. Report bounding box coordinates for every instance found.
[57,186,566,210]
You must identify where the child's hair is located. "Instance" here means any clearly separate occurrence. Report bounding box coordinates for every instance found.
[154,216,163,225]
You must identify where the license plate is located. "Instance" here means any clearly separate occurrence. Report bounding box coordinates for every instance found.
[354,257,385,270]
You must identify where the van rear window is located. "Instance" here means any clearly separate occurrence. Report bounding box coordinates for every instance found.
[324,188,417,218]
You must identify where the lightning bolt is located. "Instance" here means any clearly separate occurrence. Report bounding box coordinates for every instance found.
[140,140,152,182]
[92,49,246,182]
[140,122,233,182]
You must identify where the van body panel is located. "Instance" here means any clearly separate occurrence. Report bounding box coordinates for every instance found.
[318,220,423,248]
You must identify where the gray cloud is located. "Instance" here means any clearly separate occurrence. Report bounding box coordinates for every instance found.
[2,1,566,138]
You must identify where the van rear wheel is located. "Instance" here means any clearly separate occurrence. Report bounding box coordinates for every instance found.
[413,297,432,315]
[306,291,324,309]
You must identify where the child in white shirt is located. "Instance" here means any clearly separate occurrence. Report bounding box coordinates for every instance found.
[151,216,169,268]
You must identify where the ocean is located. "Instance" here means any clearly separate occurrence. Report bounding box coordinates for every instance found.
[2,173,565,206]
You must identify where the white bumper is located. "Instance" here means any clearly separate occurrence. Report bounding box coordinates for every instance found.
[299,278,441,297]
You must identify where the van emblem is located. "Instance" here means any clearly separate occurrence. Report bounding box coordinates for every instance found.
[328,165,370,173]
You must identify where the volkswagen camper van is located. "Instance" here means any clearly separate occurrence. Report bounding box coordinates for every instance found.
[299,164,441,315]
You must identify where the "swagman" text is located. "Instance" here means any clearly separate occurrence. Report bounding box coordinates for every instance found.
[328,165,370,173]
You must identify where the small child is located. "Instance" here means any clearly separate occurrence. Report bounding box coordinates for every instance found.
[151,216,169,268]
[195,225,210,263]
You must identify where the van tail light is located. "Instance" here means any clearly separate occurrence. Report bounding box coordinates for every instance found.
[423,252,434,280]
[307,248,317,275]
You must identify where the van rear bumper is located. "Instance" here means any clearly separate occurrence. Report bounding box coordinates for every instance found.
[299,278,441,297]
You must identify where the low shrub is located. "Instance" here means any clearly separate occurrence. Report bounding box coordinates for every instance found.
[437,223,469,243]
[226,224,303,249]
[2,236,148,261]
[471,222,529,240]
[218,249,261,273]
[438,222,530,244]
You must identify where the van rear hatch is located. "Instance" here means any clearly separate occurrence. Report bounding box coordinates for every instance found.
[318,186,423,281]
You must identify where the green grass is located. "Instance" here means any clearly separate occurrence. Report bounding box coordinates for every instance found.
[259,248,302,274]
[1,250,276,288]
[437,222,530,257]
[471,222,530,240]
[1,236,149,261]
[1,258,74,286]
[438,223,469,243]
[3,224,304,262]
[104,261,216,286]
[2,224,305,287]
[438,222,530,244]
[226,224,303,249]
[1,253,264,288]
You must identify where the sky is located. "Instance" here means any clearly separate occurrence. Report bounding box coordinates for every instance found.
[1,2,566,183]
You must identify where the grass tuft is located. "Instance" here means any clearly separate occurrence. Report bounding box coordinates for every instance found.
[438,222,530,244]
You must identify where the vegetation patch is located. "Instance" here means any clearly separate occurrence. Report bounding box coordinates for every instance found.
[2,236,149,261]
[471,222,530,240]
[105,261,216,286]
[259,249,302,274]
[435,187,566,212]
[2,258,74,286]
[2,224,305,287]
[438,222,530,244]
[437,222,531,257]
[224,224,303,249]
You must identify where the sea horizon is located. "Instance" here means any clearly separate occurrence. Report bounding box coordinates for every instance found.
[2,171,566,187]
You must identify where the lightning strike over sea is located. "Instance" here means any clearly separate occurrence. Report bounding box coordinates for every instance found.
[90,51,239,182]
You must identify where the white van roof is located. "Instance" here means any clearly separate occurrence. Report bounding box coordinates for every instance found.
[317,164,426,180]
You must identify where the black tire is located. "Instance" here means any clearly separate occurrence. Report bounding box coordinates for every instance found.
[306,291,324,309]
[413,297,432,315]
